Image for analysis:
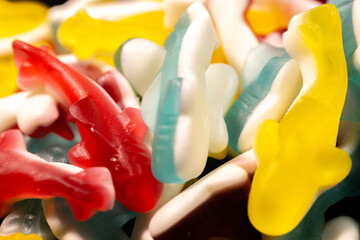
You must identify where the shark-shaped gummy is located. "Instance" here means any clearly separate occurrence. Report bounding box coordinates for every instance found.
[12,40,163,213]
[0,129,115,221]
[248,4,352,236]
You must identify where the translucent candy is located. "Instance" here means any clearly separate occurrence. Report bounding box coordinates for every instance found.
[57,9,171,65]
[225,44,301,153]
[248,4,352,236]
[12,40,162,213]
[149,150,260,239]
[141,2,218,183]
[0,129,115,221]
[0,199,55,240]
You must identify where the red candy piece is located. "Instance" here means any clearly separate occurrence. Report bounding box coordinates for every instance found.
[12,40,163,213]
[96,71,126,110]
[29,104,74,140]
[0,129,115,220]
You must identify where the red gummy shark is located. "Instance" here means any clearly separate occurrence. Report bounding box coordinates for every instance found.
[0,129,115,220]
[12,40,163,213]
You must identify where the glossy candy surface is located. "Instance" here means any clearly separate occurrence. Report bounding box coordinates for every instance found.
[246,0,321,36]
[0,199,55,240]
[206,0,258,91]
[141,2,218,183]
[12,40,162,213]
[58,9,171,65]
[248,4,352,236]
[0,129,115,221]
[225,44,302,153]
[149,150,260,239]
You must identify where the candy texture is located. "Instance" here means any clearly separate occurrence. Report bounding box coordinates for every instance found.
[206,0,258,90]
[141,2,218,183]
[0,129,115,221]
[205,63,238,159]
[57,9,171,65]
[0,199,55,240]
[248,4,352,236]
[266,121,360,239]
[0,92,58,135]
[114,38,166,97]
[322,216,360,240]
[246,0,321,36]
[12,40,162,213]
[225,44,302,153]
[149,150,260,239]
[116,38,237,159]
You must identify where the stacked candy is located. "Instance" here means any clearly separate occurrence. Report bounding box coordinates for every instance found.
[1,0,360,239]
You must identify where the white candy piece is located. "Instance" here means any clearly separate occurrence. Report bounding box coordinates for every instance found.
[238,59,302,153]
[322,216,360,240]
[17,93,59,135]
[206,63,238,157]
[131,183,184,240]
[206,0,259,91]
[117,38,166,97]
[163,0,205,29]
[0,91,59,135]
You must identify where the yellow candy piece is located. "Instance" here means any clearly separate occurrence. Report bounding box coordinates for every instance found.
[0,56,18,98]
[0,1,48,38]
[0,233,43,240]
[58,10,171,65]
[246,7,288,36]
[248,4,352,236]
[246,0,321,36]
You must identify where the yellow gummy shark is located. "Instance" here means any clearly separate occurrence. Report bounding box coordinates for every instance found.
[248,4,352,236]
[57,10,171,65]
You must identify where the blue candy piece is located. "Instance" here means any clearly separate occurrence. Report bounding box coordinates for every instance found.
[225,44,302,153]
[141,2,218,183]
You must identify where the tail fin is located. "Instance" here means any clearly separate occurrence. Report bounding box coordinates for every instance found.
[66,167,115,221]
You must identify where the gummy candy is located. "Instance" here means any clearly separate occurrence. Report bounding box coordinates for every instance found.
[12,40,163,213]
[0,199,55,240]
[149,150,260,239]
[131,183,184,240]
[205,63,238,159]
[225,44,301,153]
[0,0,50,55]
[322,216,360,240]
[206,0,258,90]
[0,0,51,98]
[116,39,237,159]
[115,38,166,97]
[27,129,136,240]
[0,129,115,221]
[245,0,321,36]
[248,4,352,236]
[0,233,43,240]
[141,2,218,183]
[57,8,171,65]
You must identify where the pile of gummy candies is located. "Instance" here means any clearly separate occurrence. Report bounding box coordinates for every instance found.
[1,0,360,239]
